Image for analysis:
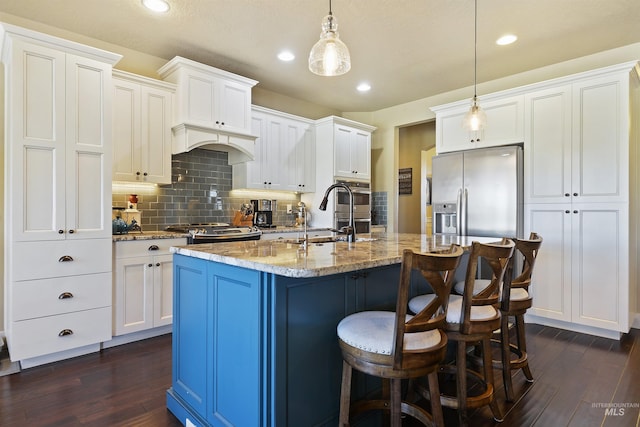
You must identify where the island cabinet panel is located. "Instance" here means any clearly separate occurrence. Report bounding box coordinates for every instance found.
[168,254,410,427]
[271,265,401,426]
[170,255,263,427]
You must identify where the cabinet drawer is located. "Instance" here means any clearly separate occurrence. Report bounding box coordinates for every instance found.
[12,273,111,321]
[13,239,111,281]
[114,238,187,259]
[9,307,112,361]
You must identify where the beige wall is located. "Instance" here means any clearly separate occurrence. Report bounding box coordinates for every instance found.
[397,122,435,233]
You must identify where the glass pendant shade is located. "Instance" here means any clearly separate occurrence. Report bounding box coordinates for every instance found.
[463,96,487,131]
[309,14,351,76]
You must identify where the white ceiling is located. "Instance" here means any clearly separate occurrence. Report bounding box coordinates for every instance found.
[1,0,639,112]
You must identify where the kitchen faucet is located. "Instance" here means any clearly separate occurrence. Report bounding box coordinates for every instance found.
[319,183,356,243]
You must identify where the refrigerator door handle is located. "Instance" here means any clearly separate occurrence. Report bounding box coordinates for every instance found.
[456,188,463,235]
[461,188,468,235]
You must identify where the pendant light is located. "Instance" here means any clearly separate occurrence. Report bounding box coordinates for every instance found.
[463,0,486,133]
[308,0,351,76]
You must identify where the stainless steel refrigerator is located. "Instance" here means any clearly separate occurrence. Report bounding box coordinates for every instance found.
[431,145,523,238]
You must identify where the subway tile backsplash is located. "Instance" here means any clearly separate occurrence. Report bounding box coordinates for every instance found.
[113,149,300,231]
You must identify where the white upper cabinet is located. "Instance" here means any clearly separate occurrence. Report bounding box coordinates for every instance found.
[432,95,524,153]
[332,122,373,180]
[7,37,117,242]
[112,71,175,184]
[232,106,315,192]
[524,69,630,204]
[158,56,258,161]
[524,85,572,204]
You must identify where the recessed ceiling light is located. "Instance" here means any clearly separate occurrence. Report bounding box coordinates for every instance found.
[357,83,371,92]
[496,34,517,46]
[142,0,170,13]
[277,51,295,62]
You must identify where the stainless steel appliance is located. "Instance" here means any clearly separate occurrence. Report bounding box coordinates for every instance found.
[251,199,276,228]
[431,145,523,238]
[334,180,371,234]
[165,223,262,244]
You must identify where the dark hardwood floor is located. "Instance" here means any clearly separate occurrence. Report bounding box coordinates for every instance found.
[0,325,638,426]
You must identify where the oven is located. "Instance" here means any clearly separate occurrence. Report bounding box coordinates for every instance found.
[165,223,262,244]
[335,217,371,234]
[334,180,371,232]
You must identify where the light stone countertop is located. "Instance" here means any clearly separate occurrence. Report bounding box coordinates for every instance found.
[112,231,187,242]
[171,233,500,278]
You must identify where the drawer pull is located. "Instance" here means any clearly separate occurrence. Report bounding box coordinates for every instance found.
[58,255,74,262]
[148,263,153,268]
[58,329,74,337]
[148,245,159,251]
[58,292,74,300]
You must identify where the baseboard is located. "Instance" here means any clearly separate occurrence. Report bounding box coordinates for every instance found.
[19,343,102,369]
[102,324,172,349]
[633,313,640,329]
[525,314,623,340]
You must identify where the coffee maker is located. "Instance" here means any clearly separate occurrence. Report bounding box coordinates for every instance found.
[251,199,276,228]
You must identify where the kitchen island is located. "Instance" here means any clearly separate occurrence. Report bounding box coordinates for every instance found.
[166,233,498,427]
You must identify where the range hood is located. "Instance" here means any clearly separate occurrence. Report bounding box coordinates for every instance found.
[158,56,259,165]
[171,122,257,165]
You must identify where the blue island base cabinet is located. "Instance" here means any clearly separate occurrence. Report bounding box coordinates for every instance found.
[166,253,426,426]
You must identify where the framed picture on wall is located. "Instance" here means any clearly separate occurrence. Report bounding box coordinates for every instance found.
[399,168,412,195]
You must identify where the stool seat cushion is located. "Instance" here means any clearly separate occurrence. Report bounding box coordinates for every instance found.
[453,279,490,295]
[510,287,530,301]
[337,311,443,355]
[408,294,498,323]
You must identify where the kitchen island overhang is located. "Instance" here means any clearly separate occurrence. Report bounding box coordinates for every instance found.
[166,233,498,427]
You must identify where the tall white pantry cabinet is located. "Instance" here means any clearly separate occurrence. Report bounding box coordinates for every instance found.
[433,61,639,339]
[1,24,121,366]
[523,63,639,338]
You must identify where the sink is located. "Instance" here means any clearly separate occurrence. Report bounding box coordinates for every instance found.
[272,236,377,245]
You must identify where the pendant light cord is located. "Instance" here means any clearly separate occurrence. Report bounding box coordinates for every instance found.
[473,0,478,100]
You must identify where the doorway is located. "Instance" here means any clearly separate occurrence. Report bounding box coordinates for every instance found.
[397,121,436,233]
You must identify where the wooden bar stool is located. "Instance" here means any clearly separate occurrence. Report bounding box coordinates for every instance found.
[495,232,542,401]
[337,245,464,427]
[408,239,515,426]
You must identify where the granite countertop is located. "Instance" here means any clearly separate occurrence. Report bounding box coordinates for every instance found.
[171,233,500,278]
[112,231,188,242]
[258,226,332,234]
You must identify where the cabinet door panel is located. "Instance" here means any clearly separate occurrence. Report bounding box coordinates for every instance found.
[351,130,371,180]
[572,76,628,203]
[112,79,139,181]
[525,204,572,321]
[142,86,172,183]
[572,204,628,331]
[114,256,152,335]
[11,41,66,241]
[66,54,112,239]
[334,125,353,177]
[154,254,174,327]
[524,86,572,203]
[219,79,252,133]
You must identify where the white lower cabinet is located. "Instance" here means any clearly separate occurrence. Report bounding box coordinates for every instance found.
[525,203,630,335]
[113,238,186,335]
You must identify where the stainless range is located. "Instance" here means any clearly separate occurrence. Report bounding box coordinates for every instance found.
[165,223,262,244]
